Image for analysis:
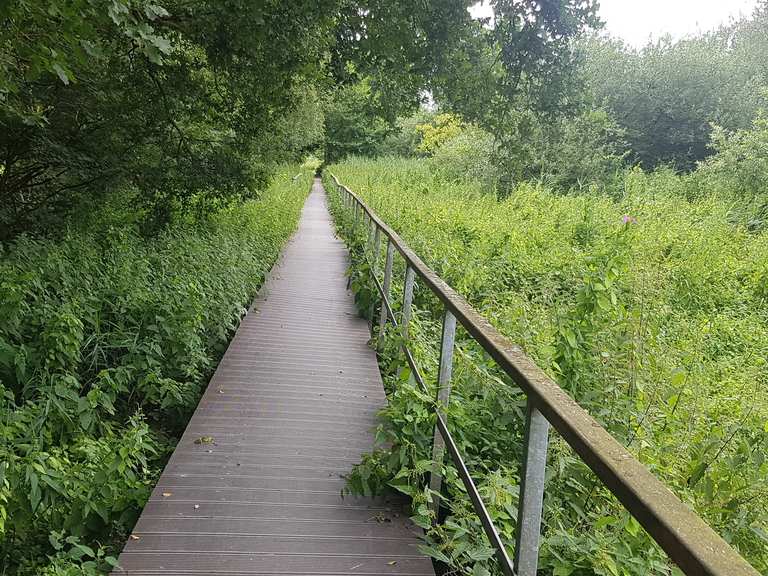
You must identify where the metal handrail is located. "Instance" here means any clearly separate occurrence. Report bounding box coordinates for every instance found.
[329,173,759,576]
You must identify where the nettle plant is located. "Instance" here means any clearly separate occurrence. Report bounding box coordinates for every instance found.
[0,168,310,573]
[552,224,632,399]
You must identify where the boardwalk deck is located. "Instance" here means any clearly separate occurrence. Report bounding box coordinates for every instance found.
[114,179,433,576]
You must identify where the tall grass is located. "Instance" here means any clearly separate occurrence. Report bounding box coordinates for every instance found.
[329,157,768,575]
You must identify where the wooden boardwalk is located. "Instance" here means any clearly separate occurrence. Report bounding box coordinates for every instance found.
[115,179,433,575]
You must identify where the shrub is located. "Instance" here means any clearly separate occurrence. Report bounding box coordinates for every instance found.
[416,113,464,155]
[696,113,768,229]
[0,167,310,574]
[429,125,499,190]
[376,109,438,157]
[328,157,768,575]
[533,108,629,193]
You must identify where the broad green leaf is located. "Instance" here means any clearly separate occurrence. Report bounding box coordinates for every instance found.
[416,544,450,564]
[51,63,70,85]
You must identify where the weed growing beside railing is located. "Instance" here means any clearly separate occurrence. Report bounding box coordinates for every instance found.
[326,159,768,576]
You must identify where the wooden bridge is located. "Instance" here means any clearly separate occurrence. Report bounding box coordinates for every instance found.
[114,180,434,575]
[114,177,759,576]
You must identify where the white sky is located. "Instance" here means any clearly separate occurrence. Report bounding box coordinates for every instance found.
[469,1,760,47]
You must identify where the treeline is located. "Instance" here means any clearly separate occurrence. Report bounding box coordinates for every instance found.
[1,0,601,241]
[4,2,766,243]
[325,4,768,201]
[584,17,768,171]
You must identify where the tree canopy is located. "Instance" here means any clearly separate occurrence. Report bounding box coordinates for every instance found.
[1,0,600,238]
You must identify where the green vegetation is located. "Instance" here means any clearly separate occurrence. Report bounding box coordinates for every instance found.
[5,0,768,574]
[2,0,597,240]
[3,1,605,572]
[582,15,768,170]
[0,168,309,574]
[328,143,768,574]
[323,19,768,566]
[0,1,332,238]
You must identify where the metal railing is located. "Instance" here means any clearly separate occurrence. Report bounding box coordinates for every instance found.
[329,173,759,576]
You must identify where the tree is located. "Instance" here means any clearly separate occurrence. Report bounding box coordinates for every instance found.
[0,0,339,237]
[696,112,768,229]
[330,1,600,135]
[1,0,602,238]
[324,80,392,163]
[581,5,768,170]
[532,108,628,190]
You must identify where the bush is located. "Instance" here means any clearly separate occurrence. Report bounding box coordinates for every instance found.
[533,108,629,193]
[376,109,438,157]
[0,167,310,574]
[329,157,768,575]
[324,81,393,163]
[429,125,499,190]
[696,113,768,230]
[416,113,464,155]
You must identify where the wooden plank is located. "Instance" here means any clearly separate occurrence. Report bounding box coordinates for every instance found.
[113,179,432,576]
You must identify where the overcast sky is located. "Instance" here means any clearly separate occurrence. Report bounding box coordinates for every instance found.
[470,1,760,47]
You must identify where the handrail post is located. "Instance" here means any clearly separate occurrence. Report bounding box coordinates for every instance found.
[368,226,382,322]
[514,399,550,576]
[429,309,456,517]
[377,240,395,349]
[401,265,416,340]
[372,226,381,270]
[366,215,375,253]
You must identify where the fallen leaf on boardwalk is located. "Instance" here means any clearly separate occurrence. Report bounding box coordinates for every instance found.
[194,436,215,444]
[129,534,140,540]
[194,504,200,509]
[387,561,397,566]
[350,563,363,570]
[162,492,172,497]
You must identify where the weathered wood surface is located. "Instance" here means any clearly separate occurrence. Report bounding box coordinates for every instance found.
[114,178,432,576]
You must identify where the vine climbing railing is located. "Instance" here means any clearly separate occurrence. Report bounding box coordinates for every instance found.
[328,173,759,576]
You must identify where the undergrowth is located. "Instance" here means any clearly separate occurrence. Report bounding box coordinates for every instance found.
[0,167,310,574]
[326,158,768,576]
